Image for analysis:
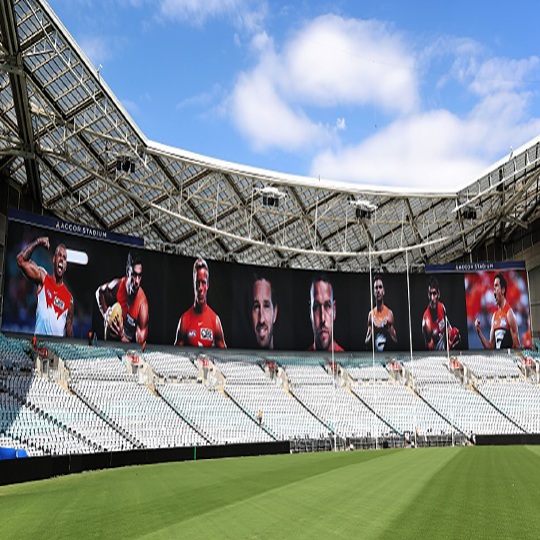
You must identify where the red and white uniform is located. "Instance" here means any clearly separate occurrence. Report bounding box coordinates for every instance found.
[35,274,72,336]
[180,305,221,348]
[116,277,147,343]
[423,303,447,351]
[492,303,513,349]
[371,305,392,352]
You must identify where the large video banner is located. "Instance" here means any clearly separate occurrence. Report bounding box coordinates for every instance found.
[1,210,532,351]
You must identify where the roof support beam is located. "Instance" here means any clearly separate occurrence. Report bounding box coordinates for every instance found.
[404,198,427,263]
[38,154,109,230]
[288,186,336,267]
[0,0,41,205]
[26,64,172,244]
[150,154,231,257]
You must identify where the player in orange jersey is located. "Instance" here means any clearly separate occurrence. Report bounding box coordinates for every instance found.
[475,272,520,349]
[175,257,226,348]
[96,250,149,343]
[423,276,460,351]
[365,275,397,351]
[17,236,74,337]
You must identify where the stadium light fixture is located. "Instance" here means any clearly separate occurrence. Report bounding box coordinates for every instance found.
[348,196,377,219]
[116,155,135,174]
[458,207,477,220]
[255,186,286,208]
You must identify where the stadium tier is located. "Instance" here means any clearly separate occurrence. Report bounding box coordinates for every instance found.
[2,335,540,457]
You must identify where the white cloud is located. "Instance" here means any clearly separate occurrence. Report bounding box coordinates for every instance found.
[280,15,418,112]
[312,110,486,189]
[224,12,540,190]
[469,56,540,96]
[228,14,418,153]
[121,99,140,115]
[78,35,112,66]
[230,69,330,152]
[176,84,226,110]
[311,87,540,190]
[158,0,266,32]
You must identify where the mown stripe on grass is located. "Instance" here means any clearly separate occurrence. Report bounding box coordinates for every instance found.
[137,447,460,539]
[0,450,394,540]
[377,445,540,540]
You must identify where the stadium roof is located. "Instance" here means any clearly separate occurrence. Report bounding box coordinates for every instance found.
[1,0,539,272]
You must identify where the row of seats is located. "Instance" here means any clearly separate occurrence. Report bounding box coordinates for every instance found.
[405,357,458,386]
[142,351,198,380]
[0,392,94,456]
[292,386,391,437]
[65,357,134,381]
[477,382,540,433]
[282,363,332,386]
[71,379,206,449]
[2,337,540,457]
[418,384,520,435]
[347,363,391,382]
[225,384,329,440]
[352,384,452,435]
[160,383,273,445]
[3,376,132,451]
[0,335,33,371]
[460,354,522,380]
[216,360,270,385]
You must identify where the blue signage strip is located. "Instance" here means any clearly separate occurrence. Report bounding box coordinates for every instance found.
[8,208,144,248]
[426,261,526,273]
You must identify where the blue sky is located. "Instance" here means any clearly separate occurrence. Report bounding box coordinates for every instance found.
[49,0,540,190]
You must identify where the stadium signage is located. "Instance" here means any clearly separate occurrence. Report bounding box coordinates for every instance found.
[1,211,532,351]
[8,208,144,247]
[426,261,526,273]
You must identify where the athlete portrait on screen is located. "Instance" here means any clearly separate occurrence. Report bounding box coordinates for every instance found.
[17,236,74,337]
[308,274,343,352]
[251,275,278,349]
[422,276,460,350]
[475,273,520,349]
[365,276,397,351]
[175,257,226,348]
[96,250,149,343]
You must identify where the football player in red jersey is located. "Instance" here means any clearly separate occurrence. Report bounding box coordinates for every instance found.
[422,276,460,351]
[96,250,149,343]
[17,236,74,337]
[475,272,520,349]
[308,274,343,352]
[365,275,397,351]
[175,257,226,348]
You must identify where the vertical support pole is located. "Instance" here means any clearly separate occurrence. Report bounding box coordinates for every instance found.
[369,250,377,449]
[406,251,416,447]
[332,301,336,452]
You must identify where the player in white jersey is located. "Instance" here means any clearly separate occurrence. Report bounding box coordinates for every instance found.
[17,236,74,337]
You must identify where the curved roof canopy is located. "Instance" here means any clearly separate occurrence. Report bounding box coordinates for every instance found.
[1,0,539,272]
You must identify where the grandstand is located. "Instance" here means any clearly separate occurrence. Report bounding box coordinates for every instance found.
[2,337,540,457]
[0,0,540,478]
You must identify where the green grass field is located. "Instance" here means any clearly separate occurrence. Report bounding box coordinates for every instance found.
[1,446,539,539]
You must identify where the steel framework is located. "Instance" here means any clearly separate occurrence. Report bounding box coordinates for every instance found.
[0,0,539,272]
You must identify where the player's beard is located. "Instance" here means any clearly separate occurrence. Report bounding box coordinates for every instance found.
[317,328,330,350]
[256,323,272,348]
